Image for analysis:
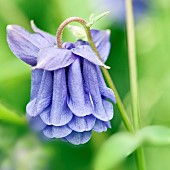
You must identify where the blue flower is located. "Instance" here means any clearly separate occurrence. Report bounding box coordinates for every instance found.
[7,21,116,145]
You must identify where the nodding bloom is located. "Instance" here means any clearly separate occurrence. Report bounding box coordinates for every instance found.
[7,21,116,145]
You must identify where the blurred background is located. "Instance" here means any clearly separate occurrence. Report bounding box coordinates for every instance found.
[0,0,170,169]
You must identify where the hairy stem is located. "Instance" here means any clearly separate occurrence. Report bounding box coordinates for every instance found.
[56,17,133,132]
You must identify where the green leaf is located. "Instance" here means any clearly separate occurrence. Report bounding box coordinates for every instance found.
[140,126,170,146]
[0,103,26,126]
[94,132,141,170]
[94,125,170,170]
[87,11,110,27]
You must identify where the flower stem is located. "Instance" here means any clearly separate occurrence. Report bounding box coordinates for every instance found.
[125,0,145,169]
[56,17,133,132]
[125,0,140,130]
[101,68,133,132]
[0,103,26,125]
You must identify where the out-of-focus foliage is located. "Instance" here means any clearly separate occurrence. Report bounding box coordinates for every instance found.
[94,125,170,170]
[0,0,170,169]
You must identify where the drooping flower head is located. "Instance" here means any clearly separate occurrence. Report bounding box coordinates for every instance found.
[7,20,116,145]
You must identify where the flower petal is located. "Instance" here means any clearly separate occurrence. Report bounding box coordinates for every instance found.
[7,25,50,66]
[31,20,56,45]
[68,115,96,132]
[35,47,77,70]
[65,131,92,145]
[71,45,110,69]
[93,119,111,133]
[30,69,43,100]
[67,59,93,116]
[40,69,73,126]
[26,115,46,131]
[96,66,116,103]
[83,60,113,121]
[91,29,111,63]
[26,71,53,116]
[102,99,114,120]
[43,125,72,138]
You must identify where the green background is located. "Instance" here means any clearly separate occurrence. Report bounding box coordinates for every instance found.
[0,0,170,169]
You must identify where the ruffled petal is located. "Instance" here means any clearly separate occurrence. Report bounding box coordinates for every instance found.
[103,99,114,118]
[35,47,77,70]
[43,125,72,138]
[100,88,116,103]
[30,69,43,100]
[40,69,73,126]
[68,115,96,132]
[83,60,113,121]
[7,25,50,66]
[65,131,92,145]
[26,71,53,116]
[91,29,111,62]
[96,66,116,103]
[93,119,111,132]
[71,45,109,69]
[31,20,56,45]
[67,59,93,116]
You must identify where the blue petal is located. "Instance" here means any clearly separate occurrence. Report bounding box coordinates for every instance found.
[40,69,73,126]
[63,42,75,50]
[31,20,56,45]
[30,69,43,100]
[65,131,92,145]
[96,66,116,103]
[26,115,46,131]
[71,45,110,69]
[100,88,116,103]
[67,59,93,116]
[35,47,77,70]
[103,99,114,118]
[68,115,96,132]
[93,119,111,133]
[91,29,111,63]
[26,71,53,116]
[43,125,72,138]
[7,25,50,66]
[83,60,113,121]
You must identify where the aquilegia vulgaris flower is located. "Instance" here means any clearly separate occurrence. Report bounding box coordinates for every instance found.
[7,21,116,145]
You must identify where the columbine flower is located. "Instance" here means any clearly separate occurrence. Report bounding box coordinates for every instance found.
[7,21,116,145]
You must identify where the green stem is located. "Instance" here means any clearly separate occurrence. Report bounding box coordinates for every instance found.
[0,103,26,126]
[56,17,133,132]
[101,68,133,132]
[125,0,140,130]
[85,26,134,132]
[135,148,146,170]
[125,0,145,170]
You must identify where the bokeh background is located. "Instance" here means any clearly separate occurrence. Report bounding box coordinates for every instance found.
[0,0,170,169]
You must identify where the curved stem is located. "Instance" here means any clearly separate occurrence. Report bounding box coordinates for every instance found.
[56,17,133,132]
[125,0,145,170]
[56,17,86,48]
